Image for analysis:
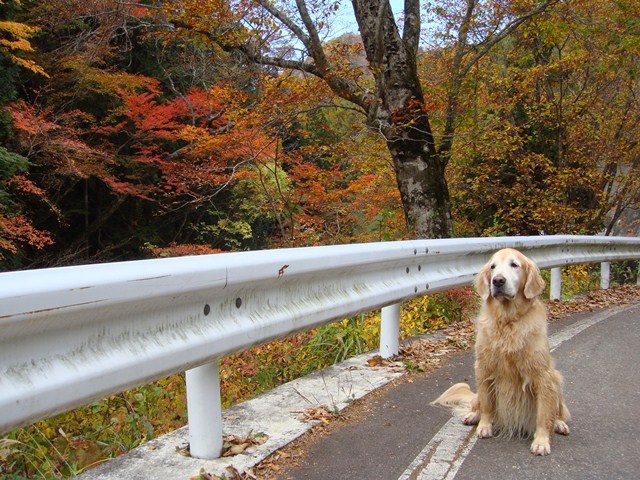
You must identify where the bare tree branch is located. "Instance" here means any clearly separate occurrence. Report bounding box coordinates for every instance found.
[292,0,331,70]
[170,9,371,112]
[460,0,561,79]
[253,0,313,52]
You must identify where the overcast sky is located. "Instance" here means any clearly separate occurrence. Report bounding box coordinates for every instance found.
[330,0,406,38]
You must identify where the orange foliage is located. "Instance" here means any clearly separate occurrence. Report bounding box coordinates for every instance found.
[9,100,153,200]
[146,242,225,257]
[0,214,53,258]
[101,82,283,207]
[9,100,108,178]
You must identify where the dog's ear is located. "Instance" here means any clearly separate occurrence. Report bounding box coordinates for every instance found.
[474,262,491,300]
[524,259,545,299]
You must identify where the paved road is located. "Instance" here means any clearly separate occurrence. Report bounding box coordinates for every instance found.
[281,302,640,480]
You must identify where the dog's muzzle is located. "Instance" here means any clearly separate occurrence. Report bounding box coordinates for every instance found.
[491,275,510,298]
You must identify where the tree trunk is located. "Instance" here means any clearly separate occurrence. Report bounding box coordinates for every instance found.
[388,139,454,239]
[353,0,453,238]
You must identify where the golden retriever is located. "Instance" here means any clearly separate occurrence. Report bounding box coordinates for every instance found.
[432,248,570,455]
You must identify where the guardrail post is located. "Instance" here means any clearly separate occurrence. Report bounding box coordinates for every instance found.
[601,262,610,290]
[550,267,562,300]
[185,362,223,459]
[380,303,401,359]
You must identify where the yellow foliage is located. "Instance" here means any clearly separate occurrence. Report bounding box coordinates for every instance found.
[401,288,477,339]
[59,57,161,97]
[0,20,38,46]
[0,20,48,77]
[561,264,599,297]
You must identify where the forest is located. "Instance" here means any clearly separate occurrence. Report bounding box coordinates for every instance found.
[0,0,637,272]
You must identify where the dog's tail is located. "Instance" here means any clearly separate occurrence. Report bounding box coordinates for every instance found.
[430,382,477,418]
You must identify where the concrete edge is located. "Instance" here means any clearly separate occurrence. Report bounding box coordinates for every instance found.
[77,350,407,479]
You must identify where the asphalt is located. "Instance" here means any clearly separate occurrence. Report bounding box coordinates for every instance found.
[280,302,640,480]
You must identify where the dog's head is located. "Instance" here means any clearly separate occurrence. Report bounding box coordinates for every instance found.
[474,248,545,301]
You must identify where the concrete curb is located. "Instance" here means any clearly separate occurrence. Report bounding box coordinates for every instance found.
[78,351,406,479]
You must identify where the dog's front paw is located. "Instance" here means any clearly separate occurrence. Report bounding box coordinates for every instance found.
[463,411,479,425]
[530,437,551,456]
[554,420,570,436]
[476,421,493,438]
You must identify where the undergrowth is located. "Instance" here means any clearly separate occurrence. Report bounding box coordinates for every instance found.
[2,266,609,479]
[539,263,615,300]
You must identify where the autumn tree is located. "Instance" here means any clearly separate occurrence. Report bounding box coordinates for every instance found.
[447,0,640,236]
[0,1,282,264]
[0,0,55,265]
[160,0,559,239]
[1,0,396,267]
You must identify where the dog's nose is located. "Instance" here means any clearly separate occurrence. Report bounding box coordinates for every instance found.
[492,275,506,287]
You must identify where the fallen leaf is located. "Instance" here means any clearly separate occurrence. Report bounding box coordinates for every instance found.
[221,432,269,457]
[294,406,341,424]
[367,356,384,366]
[190,468,220,480]
[175,443,190,457]
[223,443,249,456]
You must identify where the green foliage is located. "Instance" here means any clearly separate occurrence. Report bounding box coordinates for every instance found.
[193,217,254,250]
[610,261,639,286]
[2,378,188,479]
[0,146,28,204]
[306,315,380,367]
[193,163,292,250]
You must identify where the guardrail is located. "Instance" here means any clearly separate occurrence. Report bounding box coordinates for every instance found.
[2,235,640,458]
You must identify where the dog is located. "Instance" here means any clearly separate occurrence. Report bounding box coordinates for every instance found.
[432,248,570,455]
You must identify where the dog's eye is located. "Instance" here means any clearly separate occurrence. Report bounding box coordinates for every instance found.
[510,261,519,268]
[490,264,495,270]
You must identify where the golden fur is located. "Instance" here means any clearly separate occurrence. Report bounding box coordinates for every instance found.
[432,248,570,455]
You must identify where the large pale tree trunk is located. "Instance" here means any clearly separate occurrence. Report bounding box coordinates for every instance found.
[388,137,453,239]
[352,0,453,238]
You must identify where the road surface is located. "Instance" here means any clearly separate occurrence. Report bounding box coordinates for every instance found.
[281,303,640,480]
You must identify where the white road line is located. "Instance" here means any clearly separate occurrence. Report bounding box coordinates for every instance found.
[397,417,475,480]
[548,305,629,351]
[398,303,638,480]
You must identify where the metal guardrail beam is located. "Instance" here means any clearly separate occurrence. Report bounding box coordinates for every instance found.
[2,235,640,453]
